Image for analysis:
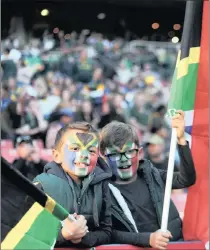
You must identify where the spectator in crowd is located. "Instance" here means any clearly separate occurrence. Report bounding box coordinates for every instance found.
[129,91,150,134]
[144,88,163,114]
[88,68,104,90]
[148,105,170,132]
[61,88,73,107]
[148,104,171,152]
[111,94,128,120]
[98,101,126,129]
[145,134,179,171]
[100,111,196,249]
[74,100,95,124]
[33,77,49,99]
[1,86,47,141]
[115,58,136,86]
[13,136,47,181]
[1,85,12,112]
[1,48,17,81]
[33,122,112,248]
[74,49,94,83]
[16,59,42,86]
[38,83,62,119]
[84,68,106,112]
[45,108,74,149]
[59,51,77,78]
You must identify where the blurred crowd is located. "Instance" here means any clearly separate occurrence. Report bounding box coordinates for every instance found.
[1,30,180,172]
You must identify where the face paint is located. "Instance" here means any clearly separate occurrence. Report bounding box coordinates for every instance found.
[105,141,139,180]
[62,131,99,177]
[76,133,94,145]
[64,144,76,171]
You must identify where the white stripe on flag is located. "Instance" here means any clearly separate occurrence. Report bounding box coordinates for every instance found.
[184,110,194,126]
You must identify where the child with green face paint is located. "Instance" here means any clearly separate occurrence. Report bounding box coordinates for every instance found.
[33,122,112,248]
[104,141,141,181]
[100,111,196,250]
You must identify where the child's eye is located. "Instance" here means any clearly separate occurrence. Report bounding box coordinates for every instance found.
[89,148,97,154]
[73,147,79,151]
[69,146,79,151]
[127,149,135,154]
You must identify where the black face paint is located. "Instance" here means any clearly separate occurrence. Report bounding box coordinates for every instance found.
[76,133,94,146]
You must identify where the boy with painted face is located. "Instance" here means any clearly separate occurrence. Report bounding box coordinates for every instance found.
[33,122,112,248]
[105,141,140,181]
[100,111,196,250]
[60,130,99,177]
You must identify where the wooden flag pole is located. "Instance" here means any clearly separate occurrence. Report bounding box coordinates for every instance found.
[161,128,177,231]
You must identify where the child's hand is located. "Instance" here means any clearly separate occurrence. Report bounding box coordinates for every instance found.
[149,230,172,250]
[61,214,88,241]
[171,110,186,145]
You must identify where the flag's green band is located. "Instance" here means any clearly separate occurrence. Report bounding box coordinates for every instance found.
[1,202,62,250]
[1,203,44,249]
[168,63,199,110]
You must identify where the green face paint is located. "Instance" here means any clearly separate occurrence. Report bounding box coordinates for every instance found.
[105,141,139,180]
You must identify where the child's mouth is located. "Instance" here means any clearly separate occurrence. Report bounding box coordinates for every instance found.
[118,165,131,170]
[75,163,89,168]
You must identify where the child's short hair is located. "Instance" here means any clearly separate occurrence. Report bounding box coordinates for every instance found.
[100,121,139,154]
[54,122,99,150]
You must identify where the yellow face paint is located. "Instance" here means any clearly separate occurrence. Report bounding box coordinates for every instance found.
[61,131,99,177]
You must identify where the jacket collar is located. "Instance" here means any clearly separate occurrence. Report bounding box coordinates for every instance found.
[43,157,112,185]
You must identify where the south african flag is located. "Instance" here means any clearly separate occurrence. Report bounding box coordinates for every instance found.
[167,0,203,134]
[168,0,209,244]
[1,157,69,250]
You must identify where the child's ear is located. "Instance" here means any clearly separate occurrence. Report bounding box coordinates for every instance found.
[138,147,144,159]
[52,149,62,164]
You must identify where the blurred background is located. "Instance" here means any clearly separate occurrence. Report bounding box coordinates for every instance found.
[1,0,187,218]
[1,0,186,206]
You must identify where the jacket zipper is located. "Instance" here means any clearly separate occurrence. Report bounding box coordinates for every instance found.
[77,173,95,212]
[77,197,81,206]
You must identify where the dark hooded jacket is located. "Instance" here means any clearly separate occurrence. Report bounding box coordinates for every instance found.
[109,143,196,246]
[33,157,112,248]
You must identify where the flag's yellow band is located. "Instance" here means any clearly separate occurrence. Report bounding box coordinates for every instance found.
[1,203,43,250]
[33,182,56,213]
[176,47,200,80]
[45,195,56,214]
